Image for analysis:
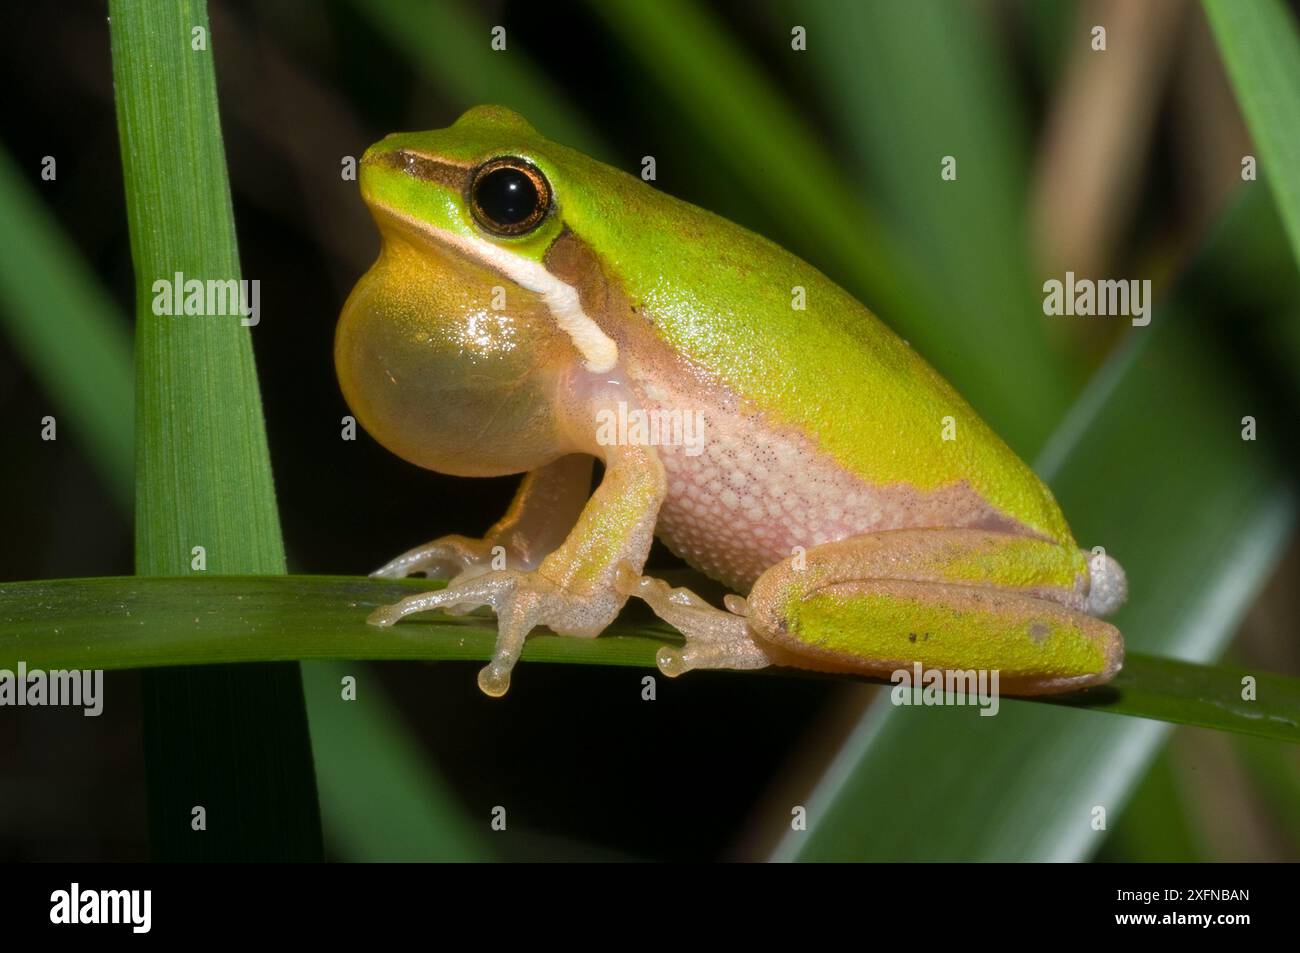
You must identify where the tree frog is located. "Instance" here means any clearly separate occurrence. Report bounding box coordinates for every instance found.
[336,105,1126,698]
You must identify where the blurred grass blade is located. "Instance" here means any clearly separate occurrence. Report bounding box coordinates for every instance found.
[775,189,1297,861]
[2,574,1298,744]
[303,661,487,861]
[1235,734,1300,850]
[0,147,133,510]
[110,0,321,860]
[1204,0,1300,266]
[1097,748,1207,862]
[348,0,605,157]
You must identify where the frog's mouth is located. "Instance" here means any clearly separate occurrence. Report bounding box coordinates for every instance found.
[366,201,619,376]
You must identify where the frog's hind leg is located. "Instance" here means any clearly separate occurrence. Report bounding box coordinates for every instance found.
[742,529,1123,695]
[622,529,1124,695]
[614,566,776,675]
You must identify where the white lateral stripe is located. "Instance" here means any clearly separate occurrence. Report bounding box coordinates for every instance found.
[385,209,619,372]
[462,234,618,373]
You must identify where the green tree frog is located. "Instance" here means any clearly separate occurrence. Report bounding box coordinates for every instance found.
[336,106,1125,698]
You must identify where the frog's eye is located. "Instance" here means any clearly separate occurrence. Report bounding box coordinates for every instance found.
[469,157,552,236]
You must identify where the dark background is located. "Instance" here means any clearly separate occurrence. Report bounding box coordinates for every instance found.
[2,0,1297,861]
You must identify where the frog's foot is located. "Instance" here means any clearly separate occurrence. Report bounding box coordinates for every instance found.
[371,535,507,617]
[368,570,611,697]
[615,564,774,677]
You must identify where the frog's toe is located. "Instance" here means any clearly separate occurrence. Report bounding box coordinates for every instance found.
[366,576,501,627]
[655,638,773,678]
[655,645,689,677]
[619,569,748,644]
[370,569,621,696]
[366,604,403,627]
[366,591,452,627]
[370,534,487,580]
[477,661,513,698]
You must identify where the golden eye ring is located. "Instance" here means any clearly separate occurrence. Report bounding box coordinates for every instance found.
[469,157,552,236]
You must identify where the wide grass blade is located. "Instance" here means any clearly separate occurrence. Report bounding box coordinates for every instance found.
[1204,0,1300,266]
[109,0,320,860]
[2,574,1297,745]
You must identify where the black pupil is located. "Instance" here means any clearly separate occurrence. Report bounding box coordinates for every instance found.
[476,166,540,226]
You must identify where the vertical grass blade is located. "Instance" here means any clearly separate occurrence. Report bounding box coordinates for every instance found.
[109,0,321,860]
[1204,0,1300,266]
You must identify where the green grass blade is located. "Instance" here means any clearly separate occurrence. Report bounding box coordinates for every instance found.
[109,0,321,860]
[1234,734,1300,850]
[0,147,134,510]
[303,661,487,861]
[2,574,1297,744]
[1204,0,1300,266]
[349,0,605,157]
[1041,655,1300,743]
[0,575,669,669]
[1097,747,1208,862]
[776,189,1297,861]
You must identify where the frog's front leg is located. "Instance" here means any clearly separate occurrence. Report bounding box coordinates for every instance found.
[370,453,594,583]
[369,445,666,696]
[621,529,1125,695]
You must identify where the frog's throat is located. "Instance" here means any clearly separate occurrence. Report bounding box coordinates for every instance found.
[383,208,618,374]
